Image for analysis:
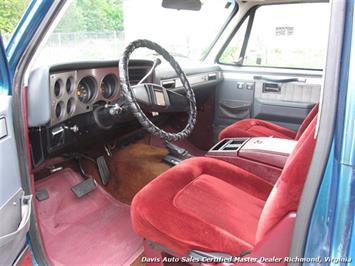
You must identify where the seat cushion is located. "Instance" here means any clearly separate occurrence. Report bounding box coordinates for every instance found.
[174,174,265,245]
[218,119,297,141]
[131,157,273,256]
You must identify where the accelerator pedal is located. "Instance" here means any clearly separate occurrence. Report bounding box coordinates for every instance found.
[96,156,110,186]
[71,177,97,198]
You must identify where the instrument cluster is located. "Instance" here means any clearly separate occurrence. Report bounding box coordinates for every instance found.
[50,67,122,125]
[50,60,157,129]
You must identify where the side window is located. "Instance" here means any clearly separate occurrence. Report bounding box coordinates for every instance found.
[219,3,329,69]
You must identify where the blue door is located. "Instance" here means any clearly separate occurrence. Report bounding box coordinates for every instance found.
[0,35,33,265]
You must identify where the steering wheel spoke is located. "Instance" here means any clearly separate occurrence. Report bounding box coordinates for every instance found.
[132,83,189,113]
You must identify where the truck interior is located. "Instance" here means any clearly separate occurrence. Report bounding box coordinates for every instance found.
[7,0,344,265]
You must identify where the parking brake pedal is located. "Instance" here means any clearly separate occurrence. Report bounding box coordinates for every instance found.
[71,177,97,198]
[96,156,110,186]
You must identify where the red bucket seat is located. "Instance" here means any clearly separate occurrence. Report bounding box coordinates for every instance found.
[131,116,318,256]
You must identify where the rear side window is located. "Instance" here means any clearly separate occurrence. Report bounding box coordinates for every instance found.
[219,3,330,69]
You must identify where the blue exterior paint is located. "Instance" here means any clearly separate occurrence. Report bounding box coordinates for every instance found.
[0,36,11,95]
[5,0,54,94]
[305,0,355,264]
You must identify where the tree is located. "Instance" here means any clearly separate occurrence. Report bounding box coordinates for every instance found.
[0,0,123,34]
[55,0,124,33]
[0,0,30,33]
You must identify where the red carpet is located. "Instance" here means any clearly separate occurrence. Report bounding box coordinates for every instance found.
[36,168,143,265]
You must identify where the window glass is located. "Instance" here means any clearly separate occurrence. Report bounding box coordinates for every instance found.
[221,3,330,69]
[219,16,249,64]
[33,0,234,68]
[0,0,31,46]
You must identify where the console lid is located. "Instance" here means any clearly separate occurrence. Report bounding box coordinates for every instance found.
[239,137,297,168]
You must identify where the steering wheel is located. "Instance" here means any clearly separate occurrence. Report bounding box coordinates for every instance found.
[119,39,197,142]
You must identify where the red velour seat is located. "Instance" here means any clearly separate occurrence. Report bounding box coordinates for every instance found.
[218,103,319,141]
[131,116,318,256]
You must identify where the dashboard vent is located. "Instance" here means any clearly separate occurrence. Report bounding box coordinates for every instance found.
[207,73,217,81]
[129,67,150,85]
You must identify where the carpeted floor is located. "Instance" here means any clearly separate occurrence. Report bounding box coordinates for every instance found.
[108,143,170,204]
[81,143,170,204]
[35,142,196,265]
[35,168,143,265]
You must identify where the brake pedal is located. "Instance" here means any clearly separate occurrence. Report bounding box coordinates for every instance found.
[96,156,110,186]
[71,177,97,198]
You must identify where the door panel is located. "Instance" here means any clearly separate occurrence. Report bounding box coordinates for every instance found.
[214,68,322,140]
[0,36,32,264]
[0,189,32,266]
[214,72,254,139]
[0,97,23,206]
[253,77,320,130]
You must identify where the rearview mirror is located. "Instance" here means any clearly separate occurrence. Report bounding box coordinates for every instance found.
[162,0,202,11]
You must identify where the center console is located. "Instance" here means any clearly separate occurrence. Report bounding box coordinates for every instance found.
[207,137,297,184]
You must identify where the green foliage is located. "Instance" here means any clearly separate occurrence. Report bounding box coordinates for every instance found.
[0,0,123,34]
[55,0,123,33]
[219,46,241,64]
[0,0,30,33]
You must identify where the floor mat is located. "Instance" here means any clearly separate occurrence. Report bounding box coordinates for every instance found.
[106,143,170,204]
[36,168,143,265]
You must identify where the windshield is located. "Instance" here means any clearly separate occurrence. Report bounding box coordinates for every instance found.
[33,0,234,67]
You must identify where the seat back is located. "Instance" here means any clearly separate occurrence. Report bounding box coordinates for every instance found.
[256,115,318,242]
[295,103,319,140]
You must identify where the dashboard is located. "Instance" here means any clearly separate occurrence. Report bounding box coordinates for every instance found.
[27,59,221,166]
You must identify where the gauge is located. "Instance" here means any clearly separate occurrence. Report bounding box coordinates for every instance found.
[55,101,64,119]
[54,79,63,97]
[76,77,96,103]
[66,77,74,94]
[66,97,75,115]
[101,74,117,99]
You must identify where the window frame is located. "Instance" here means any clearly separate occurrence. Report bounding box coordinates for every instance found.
[217,2,328,71]
[201,1,239,61]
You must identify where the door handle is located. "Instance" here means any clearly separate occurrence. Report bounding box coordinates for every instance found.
[263,83,281,93]
[254,75,306,83]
